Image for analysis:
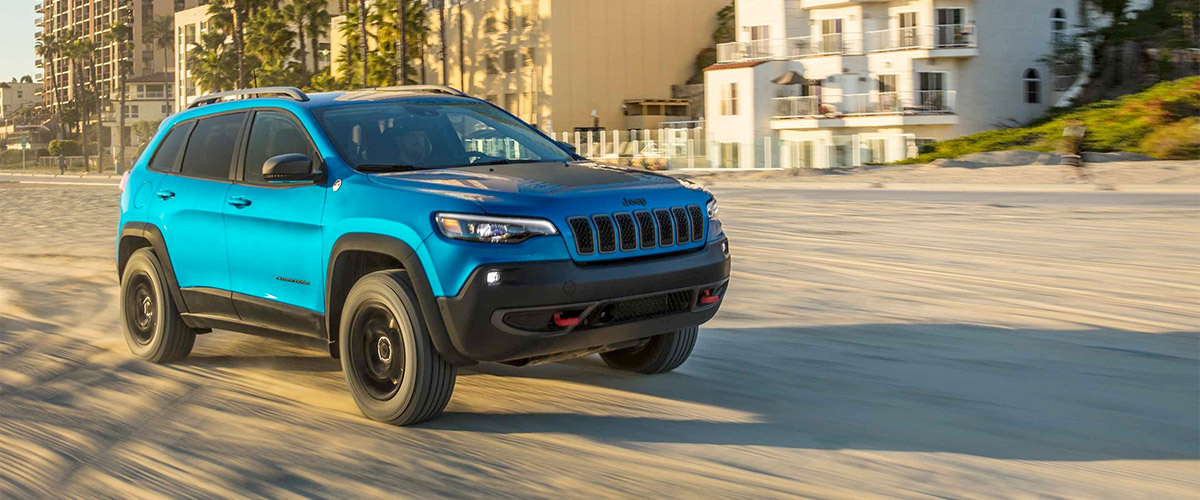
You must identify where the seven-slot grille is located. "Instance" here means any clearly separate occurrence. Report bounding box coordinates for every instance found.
[568,205,705,256]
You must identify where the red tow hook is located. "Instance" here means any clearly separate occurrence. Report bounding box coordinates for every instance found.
[553,312,581,327]
[699,289,721,305]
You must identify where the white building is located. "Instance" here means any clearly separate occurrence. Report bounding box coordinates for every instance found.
[702,0,1146,169]
[0,82,43,120]
[102,72,176,163]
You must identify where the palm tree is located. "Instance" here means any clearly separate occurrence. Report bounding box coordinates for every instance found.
[143,15,175,73]
[190,31,238,93]
[397,0,407,84]
[61,36,93,171]
[34,33,65,139]
[305,2,332,80]
[283,1,310,81]
[245,9,297,86]
[208,0,250,88]
[358,0,368,87]
[106,20,133,173]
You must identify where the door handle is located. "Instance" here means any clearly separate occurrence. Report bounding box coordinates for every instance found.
[228,196,252,209]
[155,189,175,200]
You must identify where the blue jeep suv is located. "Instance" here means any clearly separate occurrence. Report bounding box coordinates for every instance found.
[116,86,730,425]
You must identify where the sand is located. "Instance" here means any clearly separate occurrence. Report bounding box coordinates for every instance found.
[1,183,1197,498]
[672,158,1200,188]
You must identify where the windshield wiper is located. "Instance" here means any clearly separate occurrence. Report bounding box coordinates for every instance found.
[357,164,419,172]
[467,159,545,167]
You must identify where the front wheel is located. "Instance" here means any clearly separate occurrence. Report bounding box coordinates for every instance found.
[600,327,698,374]
[339,270,456,425]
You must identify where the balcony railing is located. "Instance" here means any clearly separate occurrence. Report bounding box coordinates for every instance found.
[716,34,864,63]
[35,2,42,11]
[865,24,975,52]
[34,17,43,26]
[716,24,976,63]
[774,91,956,119]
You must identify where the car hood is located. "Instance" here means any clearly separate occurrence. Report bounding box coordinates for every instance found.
[365,161,708,215]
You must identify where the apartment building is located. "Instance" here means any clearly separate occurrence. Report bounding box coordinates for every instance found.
[100,71,173,158]
[175,2,340,109]
[37,0,200,109]
[703,0,1147,169]
[411,0,727,133]
[0,82,44,120]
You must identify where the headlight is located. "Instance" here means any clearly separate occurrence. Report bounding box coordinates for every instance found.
[435,213,559,243]
[706,199,720,221]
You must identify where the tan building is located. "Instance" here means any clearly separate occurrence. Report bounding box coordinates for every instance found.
[331,0,727,133]
[0,82,43,120]
[101,71,175,164]
[37,0,201,108]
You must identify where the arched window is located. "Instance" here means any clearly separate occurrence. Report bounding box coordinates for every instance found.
[1051,9,1068,45]
[1024,69,1041,104]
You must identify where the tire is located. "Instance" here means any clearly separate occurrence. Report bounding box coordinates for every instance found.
[339,270,456,425]
[119,248,196,363]
[600,326,698,374]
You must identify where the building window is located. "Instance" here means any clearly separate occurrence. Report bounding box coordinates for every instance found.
[162,104,170,114]
[484,14,499,33]
[124,104,139,119]
[1024,69,1041,103]
[486,54,500,75]
[719,142,740,169]
[720,83,738,116]
[1051,8,1068,45]
[521,47,535,68]
[502,50,517,72]
[485,94,498,105]
[504,93,518,113]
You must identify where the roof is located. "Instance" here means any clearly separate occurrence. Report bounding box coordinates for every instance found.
[128,72,174,83]
[703,60,768,72]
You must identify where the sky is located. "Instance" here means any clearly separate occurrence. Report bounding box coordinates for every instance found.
[1,1,39,83]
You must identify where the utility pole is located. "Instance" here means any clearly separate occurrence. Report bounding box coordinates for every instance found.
[457,0,464,92]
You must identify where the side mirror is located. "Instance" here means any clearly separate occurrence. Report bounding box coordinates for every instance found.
[262,153,316,183]
[556,140,578,154]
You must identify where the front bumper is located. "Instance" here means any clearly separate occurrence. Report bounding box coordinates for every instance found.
[436,238,731,363]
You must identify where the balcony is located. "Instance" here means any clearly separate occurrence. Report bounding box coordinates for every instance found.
[772,91,958,128]
[35,2,42,11]
[716,24,977,63]
[35,16,43,26]
[865,25,977,56]
[716,34,863,63]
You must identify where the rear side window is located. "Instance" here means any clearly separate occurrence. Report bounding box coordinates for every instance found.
[180,112,246,180]
[243,111,316,183]
[148,121,193,172]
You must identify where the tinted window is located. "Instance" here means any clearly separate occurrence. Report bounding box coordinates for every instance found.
[243,111,316,183]
[314,102,570,170]
[180,112,246,180]
[148,121,193,172]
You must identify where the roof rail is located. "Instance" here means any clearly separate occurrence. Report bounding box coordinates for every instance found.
[368,85,468,97]
[187,86,310,109]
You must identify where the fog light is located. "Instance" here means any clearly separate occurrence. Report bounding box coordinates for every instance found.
[486,270,502,285]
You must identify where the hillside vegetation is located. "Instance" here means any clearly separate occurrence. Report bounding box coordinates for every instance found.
[903,77,1200,164]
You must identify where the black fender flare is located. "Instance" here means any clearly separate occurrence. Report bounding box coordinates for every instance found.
[326,233,475,366]
[118,222,190,315]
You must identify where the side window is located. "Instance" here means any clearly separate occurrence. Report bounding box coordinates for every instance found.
[148,121,193,172]
[243,111,316,183]
[180,112,246,180]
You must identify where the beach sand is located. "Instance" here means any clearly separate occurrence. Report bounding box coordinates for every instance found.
[1,183,1197,498]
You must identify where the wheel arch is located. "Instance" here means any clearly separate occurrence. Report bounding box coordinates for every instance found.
[327,233,474,366]
[118,222,190,316]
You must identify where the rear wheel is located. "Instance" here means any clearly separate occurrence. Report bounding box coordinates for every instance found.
[119,248,195,363]
[600,327,698,374]
[339,270,456,425]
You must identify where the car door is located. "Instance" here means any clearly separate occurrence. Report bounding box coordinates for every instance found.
[147,112,247,317]
[223,108,328,332]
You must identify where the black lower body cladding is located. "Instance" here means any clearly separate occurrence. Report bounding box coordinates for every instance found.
[437,238,731,363]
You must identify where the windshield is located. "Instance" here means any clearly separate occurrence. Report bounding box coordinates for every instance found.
[314,101,572,170]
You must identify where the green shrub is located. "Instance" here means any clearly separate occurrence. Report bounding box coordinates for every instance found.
[899,76,1200,164]
[47,139,82,157]
[1138,116,1200,159]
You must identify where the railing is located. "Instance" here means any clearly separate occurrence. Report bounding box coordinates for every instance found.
[34,2,42,11]
[717,25,977,62]
[774,91,955,119]
[34,17,43,26]
[716,34,864,63]
[865,25,975,53]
